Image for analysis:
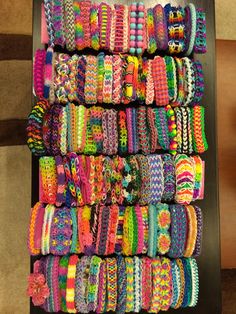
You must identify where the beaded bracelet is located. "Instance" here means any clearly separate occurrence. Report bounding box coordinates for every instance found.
[98,2,112,50]
[146,8,157,54]
[75,256,90,313]
[50,207,72,255]
[194,8,207,54]
[96,260,107,313]
[112,55,123,105]
[87,256,102,312]
[168,205,187,258]
[41,204,55,255]
[165,105,177,155]
[156,203,171,255]
[28,202,45,255]
[153,107,170,151]
[175,107,193,154]
[103,55,113,104]
[106,258,117,312]
[59,255,69,312]
[185,3,197,56]
[191,105,208,153]
[117,256,127,314]
[84,55,97,104]
[66,255,79,313]
[39,156,57,204]
[125,257,134,312]
[141,257,152,310]
[149,257,162,313]
[175,154,194,205]
[184,205,198,258]
[161,154,175,202]
[189,258,199,307]
[152,56,169,106]
[175,259,186,309]
[145,59,154,105]
[90,4,100,50]
[44,0,55,47]
[64,0,75,51]
[182,258,192,307]
[192,61,204,105]
[165,4,185,54]
[129,2,146,55]
[193,206,203,257]
[153,4,168,51]
[182,58,196,106]
[137,106,150,154]
[148,155,164,203]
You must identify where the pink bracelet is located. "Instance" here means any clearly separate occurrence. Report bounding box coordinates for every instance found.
[33,49,46,99]
[146,59,154,105]
[152,56,169,106]
[112,55,123,104]
[142,257,152,310]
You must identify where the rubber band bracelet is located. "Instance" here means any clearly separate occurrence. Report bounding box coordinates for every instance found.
[184,206,197,258]
[193,206,203,257]
[41,204,55,255]
[160,257,172,311]
[106,258,117,312]
[149,257,162,313]
[90,4,100,51]
[194,8,207,54]
[125,257,134,312]
[75,256,90,313]
[156,203,171,255]
[175,259,185,309]
[191,105,208,153]
[189,258,199,307]
[28,202,45,255]
[182,258,192,308]
[152,56,169,106]
[133,256,142,312]
[148,204,157,258]
[87,256,102,312]
[161,154,175,202]
[148,154,164,203]
[33,49,46,99]
[44,0,55,47]
[175,106,193,154]
[146,8,157,54]
[117,256,127,314]
[66,255,79,313]
[185,3,197,56]
[171,259,181,308]
[153,4,168,51]
[192,61,204,105]
[59,256,69,312]
[96,260,106,313]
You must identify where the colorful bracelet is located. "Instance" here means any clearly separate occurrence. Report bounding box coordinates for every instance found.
[96,260,107,313]
[191,105,208,153]
[171,259,181,309]
[141,257,152,310]
[98,2,112,50]
[112,55,123,105]
[148,154,164,203]
[64,0,75,51]
[184,205,198,258]
[102,109,118,155]
[39,156,57,204]
[96,206,110,256]
[165,104,178,155]
[146,8,157,54]
[161,154,175,202]
[70,207,79,253]
[103,55,113,104]
[90,4,100,50]
[153,107,170,151]
[175,106,193,154]
[66,255,79,313]
[185,3,197,56]
[133,256,142,312]
[129,2,146,55]
[141,206,149,254]
[42,107,53,155]
[118,110,128,155]
[41,204,55,255]
[84,55,98,104]
[125,257,134,312]
[182,258,192,307]
[28,202,45,255]
[149,257,162,313]
[152,56,169,106]
[148,204,157,258]
[59,255,69,312]
[87,256,102,312]
[194,8,207,54]
[173,57,185,107]
[115,205,125,254]
[145,59,154,105]
[117,256,127,314]
[137,106,150,154]
[44,0,55,47]
[53,0,65,47]
[136,155,150,205]
[183,58,196,106]
[33,49,46,99]
[147,107,158,153]
[189,258,199,307]
[156,203,171,255]
[160,257,172,311]
[175,259,186,309]
[106,258,117,312]
[153,4,168,51]
[126,108,139,154]
[75,256,90,313]
[193,206,203,257]
[192,61,204,105]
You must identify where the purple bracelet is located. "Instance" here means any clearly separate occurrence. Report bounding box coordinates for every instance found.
[53,0,65,46]
[192,61,204,105]
[168,205,187,258]
[194,8,207,54]
[50,104,61,156]
[148,154,164,203]
[55,155,66,206]
[50,206,72,255]
[193,206,203,257]
[153,4,168,51]
[161,154,175,202]
[97,206,110,256]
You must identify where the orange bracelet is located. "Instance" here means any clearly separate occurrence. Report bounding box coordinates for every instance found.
[175,259,185,309]
[184,205,198,257]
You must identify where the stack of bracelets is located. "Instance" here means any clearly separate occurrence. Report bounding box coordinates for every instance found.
[42,0,206,55]
[27,1,207,313]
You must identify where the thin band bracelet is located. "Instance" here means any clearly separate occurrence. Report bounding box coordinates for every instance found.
[185,3,197,56]
[171,259,181,308]
[194,8,207,54]
[145,59,154,105]
[184,205,198,258]
[115,205,125,254]
[164,56,176,102]
[70,207,78,254]
[97,52,105,104]
[141,257,152,310]
[161,154,175,202]
[39,156,57,204]
[64,0,75,51]
[90,4,100,50]
[44,47,54,100]
[53,0,65,47]
[152,56,169,106]
[41,204,55,255]
[182,258,192,308]
[55,155,66,206]
[59,255,69,312]
[28,202,45,255]
[84,55,98,104]
[149,257,162,313]
[153,107,170,151]
[87,256,102,312]
[117,256,127,314]
[66,255,79,313]
[173,57,185,107]
[156,203,171,256]
[103,55,113,104]
[193,206,203,257]
[189,258,199,307]
[133,256,142,312]
[125,257,134,312]
[147,106,158,153]
[147,8,157,54]
[106,258,117,312]
[192,61,204,105]
[99,2,112,50]
[191,105,208,153]
[112,55,123,104]
[160,257,172,311]
[137,106,150,154]
[44,0,55,47]
[75,256,90,313]
[175,106,193,154]
[33,49,46,99]
[136,155,150,205]
[96,260,107,313]
[175,259,185,309]
[183,58,196,106]
[153,4,168,51]
[148,204,157,258]
[148,154,164,203]
[141,206,149,254]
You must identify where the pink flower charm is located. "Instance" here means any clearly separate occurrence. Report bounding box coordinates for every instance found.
[27,273,50,306]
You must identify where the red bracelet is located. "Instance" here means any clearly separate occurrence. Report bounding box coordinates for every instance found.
[142,257,152,310]
[152,56,169,106]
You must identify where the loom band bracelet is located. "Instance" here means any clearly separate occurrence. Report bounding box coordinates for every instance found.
[78,155,92,205]
[172,57,185,107]
[189,258,199,307]
[41,256,52,312]
[112,55,123,105]
[103,55,113,104]
[136,155,151,205]
[107,204,119,255]
[147,108,158,154]
[116,256,127,314]
[193,206,203,257]
[96,260,107,313]
[141,257,152,310]
[58,255,69,312]
[87,256,102,312]
[174,258,186,309]
[133,256,142,312]
[122,206,132,256]
[194,9,207,54]
[68,153,84,206]
[77,56,86,105]
[141,206,149,254]
[170,259,181,309]
[152,56,169,106]
[185,3,197,56]
[58,106,67,156]
[137,106,150,154]
[175,107,193,154]
[164,56,176,102]
[33,49,46,99]
[64,0,75,51]
[161,154,175,202]
[50,206,73,255]
[148,154,164,204]
[125,257,134,312]
[55,155,66,206]
[98,2,112,50]
[52,0,65,47]
[43,47,54,100]
[156,202,171,230]
[50,104,62,155]
[153,4,168,51]
[84,55,98,104]
[168,205,187,258]
[74,1,85,51]
[39,156,57,204]
[75,256,91,313]
[97,52,105,104]
[96,206,110,256]
[28,202,45,255]
[50,256,61,312]
[136,57,147,105]
[191,105,208,153]
[41,204,55,255]
[70,207,78,254]
[106,257,117,312]
[191,156,204,201]
[66,255,79,314]
[145,59,155,105]
[42,107,53,155]
[115,205,125,255]
[131,206,138,256]
[149,257,162,313]
[153,107,170,151]
[80,205,94,255]
[146,8,157,54]
[165,105,178,155]
[192,61,204,105]
[160,257,172,311]
[182,58,196,106]
[184,205,198,258]
[135,204,144,254]
[90,4,100,51]
[148,204,157,258]
[181,258,193,308]
[44,0,55,47]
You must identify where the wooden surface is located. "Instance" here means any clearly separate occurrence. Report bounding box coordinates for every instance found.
[31,0,221,313]
[216,39,236,269]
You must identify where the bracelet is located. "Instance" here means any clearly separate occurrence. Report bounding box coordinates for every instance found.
[184,205,198,258]
[50,206,72,255]
[152,56,169,106]
[148,155,164,203]
[182,58,196,106]
[44,255,58,312]
[153,107,170,151]
[146,8,157,54]
[145,59,154,105]
[148,204,157,258]
[41,105,52,154]
[193,206,203,257]
[54,53,70,104]
[63,155,77,206]
[66,255,79,313]
[70,207,78,253]
[67,55,79,103]
[53,0,65,46]
[125,257,134,312]
[59,256,69,312]
[82,1,91,49]
[41,204,55,255]
[44,0,55,47]
[102,109,118,155]
[90,4,100,50]
[87,256,102,312]
[141,206,149,254]
[58,106,67,155]
[96,260,107,313]
[149,257,162,313]
[137,106,150,154]
[44,47,54,100]
[106,258,117,312]
[84,111,97,155]
[165,104,178,155]
[76,56,86,104]
[129,2,146,55]
[33,49,46,99]
[96,206,110,255]
[175,259,186,309]
[55,155,66,206]
[64,0,75,51]
[147,107,158,153]
[117,256,127,314]
[69,153,84,206]
[107,204,119,254]
[173,57,185,107]
[99,2,112,50]
[50,104,61,155]
[39,156,57,204]
[103,55,113,104]
[118,110,128,155]
[122,56,135,104]
[136,154,150,206]
[160,257,172,311]
[156,203,171,255]
[194,8,207,54]
[168,205,187,258]
[164,56,176,102]
[78,205,93,255]
[133,256,142,312]
[141,257,152,310]
[137,57,147,104]
[115,205,125,254]
[182,258,192,307]
[153,4,168,51]
[90,106,104,154]
[112,55,123,104]
[185,3,197,56]
[171,259,181,308]
[97,52,105,104]
[75,256,90,313]
[84,55,98,104]
[28,202,45,255]
[175,154,194,205]
[175,107,193,154]
[131,206,138,255]
[189,258,199,307]
[192,61,204,105]
[126,108,138,154]
[191,156,204,201]
[122,206,132,256]
[161,154,175,202]
[191,105,208,153]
